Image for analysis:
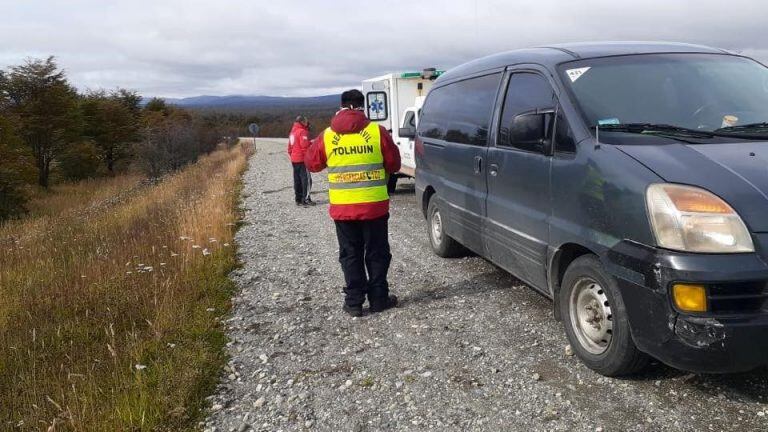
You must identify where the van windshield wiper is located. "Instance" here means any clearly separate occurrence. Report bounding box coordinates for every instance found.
[596,123,716,143]
[714,122,768,138]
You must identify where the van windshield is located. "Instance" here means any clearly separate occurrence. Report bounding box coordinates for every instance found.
[559,54,768,139]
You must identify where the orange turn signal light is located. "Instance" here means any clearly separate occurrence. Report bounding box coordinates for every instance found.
[672,284,708,313]
[663,186,733,214]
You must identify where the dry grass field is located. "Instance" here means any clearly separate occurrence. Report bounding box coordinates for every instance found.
[0,143,252,431]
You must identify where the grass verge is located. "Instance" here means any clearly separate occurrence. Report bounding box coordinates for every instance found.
[0,143,253,431]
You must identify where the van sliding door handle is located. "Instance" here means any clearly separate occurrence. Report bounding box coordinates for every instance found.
[473,156,482,174]
[489,163,499,177]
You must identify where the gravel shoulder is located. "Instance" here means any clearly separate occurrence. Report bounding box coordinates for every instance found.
[204,139,768,432]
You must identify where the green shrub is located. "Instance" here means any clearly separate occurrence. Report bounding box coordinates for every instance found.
[0,116,35,221]
[57,141,104,181]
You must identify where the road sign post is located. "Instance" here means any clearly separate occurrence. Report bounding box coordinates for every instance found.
[248,123,260,145]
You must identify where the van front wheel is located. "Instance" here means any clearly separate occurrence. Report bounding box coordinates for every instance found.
[427,196,465,258]
[559,255,649,376]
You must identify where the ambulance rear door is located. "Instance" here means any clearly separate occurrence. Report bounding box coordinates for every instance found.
[362,76,393,132]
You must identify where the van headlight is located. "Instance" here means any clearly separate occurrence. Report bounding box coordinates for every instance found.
[646,184,754,253]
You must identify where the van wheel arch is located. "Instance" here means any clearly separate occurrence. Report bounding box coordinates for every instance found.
[421,186,436,219]
[550,243,596,321]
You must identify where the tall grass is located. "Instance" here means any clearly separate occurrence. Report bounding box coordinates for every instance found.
[24,174,145,218]
[0,143,252,431]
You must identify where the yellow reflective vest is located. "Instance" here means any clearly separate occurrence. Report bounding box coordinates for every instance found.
[323,122,389,205]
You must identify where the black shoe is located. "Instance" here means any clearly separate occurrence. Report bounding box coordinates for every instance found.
[303,199,316,206]
[343,304,363,317]
[370,295,398,313]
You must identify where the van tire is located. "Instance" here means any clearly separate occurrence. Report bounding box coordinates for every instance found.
[427,196,465,258]
[559,255,649,376]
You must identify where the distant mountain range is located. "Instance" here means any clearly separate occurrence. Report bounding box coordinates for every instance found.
[158,94,339,109]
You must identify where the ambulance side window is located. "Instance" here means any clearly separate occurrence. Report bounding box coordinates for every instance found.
[403,110,416,128]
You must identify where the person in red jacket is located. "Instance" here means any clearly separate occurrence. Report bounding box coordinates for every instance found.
[287,116,314,206]
[305,90,401,317]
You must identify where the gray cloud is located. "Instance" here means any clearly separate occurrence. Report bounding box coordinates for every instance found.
[1,0,766,97]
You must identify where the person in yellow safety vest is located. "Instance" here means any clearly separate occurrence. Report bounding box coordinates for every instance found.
[305,90,402,317]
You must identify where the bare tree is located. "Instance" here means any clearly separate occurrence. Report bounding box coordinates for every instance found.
[135,104,221,178]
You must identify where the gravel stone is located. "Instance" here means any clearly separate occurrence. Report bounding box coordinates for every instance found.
[204,139,768,431]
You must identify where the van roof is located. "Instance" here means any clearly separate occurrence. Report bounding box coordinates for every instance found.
[437,41,732,83]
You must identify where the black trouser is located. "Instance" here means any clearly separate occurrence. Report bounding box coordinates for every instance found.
[292,162,309,203]
[334,214,392,308]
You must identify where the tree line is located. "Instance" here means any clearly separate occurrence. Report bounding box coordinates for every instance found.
[193,107,335,140]
[0,57,242,221]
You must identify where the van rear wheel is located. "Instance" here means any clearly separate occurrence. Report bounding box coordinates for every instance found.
[559,255,649,376]
[427,196,465,257]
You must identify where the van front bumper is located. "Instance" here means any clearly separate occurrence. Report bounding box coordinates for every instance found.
[606,240,768,373]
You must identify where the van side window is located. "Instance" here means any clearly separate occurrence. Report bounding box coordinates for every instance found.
[419,73,501,146]
[555,110,576,153]
[498,73,556,153]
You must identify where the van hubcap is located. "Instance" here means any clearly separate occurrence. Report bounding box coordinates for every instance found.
[431,210,443,245]
[569,277,613,355]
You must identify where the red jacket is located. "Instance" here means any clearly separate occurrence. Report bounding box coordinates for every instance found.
[305,109,401,221]
[287,122,310,163]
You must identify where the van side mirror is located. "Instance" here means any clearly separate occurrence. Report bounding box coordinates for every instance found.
[399,126,416,139]
[510,108,555,153]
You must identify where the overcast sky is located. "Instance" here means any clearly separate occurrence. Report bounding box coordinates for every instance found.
[1,0,765,98]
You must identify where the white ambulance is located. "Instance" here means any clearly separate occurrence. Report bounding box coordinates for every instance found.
[361,68,443,191]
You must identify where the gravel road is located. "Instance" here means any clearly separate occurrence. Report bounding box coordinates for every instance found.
[204,138,768,432]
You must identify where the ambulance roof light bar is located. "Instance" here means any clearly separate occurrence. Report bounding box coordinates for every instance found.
[399,68,444,80]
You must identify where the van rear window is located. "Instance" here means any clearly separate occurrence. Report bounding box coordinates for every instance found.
[419,73,501,146]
